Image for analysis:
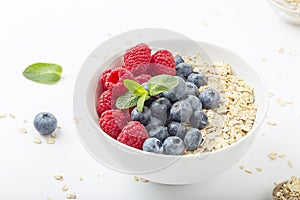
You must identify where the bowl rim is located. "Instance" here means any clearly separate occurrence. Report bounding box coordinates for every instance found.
[268,0,300,13]
[74,38,269,161]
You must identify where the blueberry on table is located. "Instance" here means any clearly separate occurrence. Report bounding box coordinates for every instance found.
[163,136,185,155]
[176,63,193,78]
[189,109,208,129]
[148,126,169,142]
[174,55,185,65]
[184,128,202,151]
[143,138,164,154]
[34,112,57,135]
[131,106,151,126]
[199,88,220,109]
[186,82,200,96]
[170,100,193,123]
[167,121,187,140]
[187,73,207,88]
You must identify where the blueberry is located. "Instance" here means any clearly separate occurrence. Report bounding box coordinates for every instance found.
[34,112,57,135]
[141,82,148,91]
[189,109,208,129]
[150,97,171,123]
[163,136,185,155]
[162,77,187,102]
[174,55,185,65]
[183,95,202,110]
[167,122,187,140]
[186,82,200,96]
[170,100,193,123]
[148,126,169,142]
[199,88,220,109]
[176,63,193,78]
[145,116,164,132]
[143,138,164,154]
[187,73,207,88]
[131,106,151,126]
[144,96,157,108]
[184,128,202,151]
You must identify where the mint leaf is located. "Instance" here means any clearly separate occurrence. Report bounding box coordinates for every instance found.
[23,63,62,84]
[137,94,148,112]
[148,75,179,96]
[124,80,147,96]
[116,92,139,109]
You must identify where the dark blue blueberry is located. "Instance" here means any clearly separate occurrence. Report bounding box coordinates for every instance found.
[143,138,164,154]
[176,63,193,78]
[148,126,169,142]
[145,116,164,132]
[174,55,185,65]
[131,106,151,126]
[189,109,208,129]
[163,136,185,155]
[184,128,202,151]
[187,73,207,88]
[144,96,157,108]
[183,95,202,110]
[167,122,187,140]
[162,77,187,102]
[150,97,171,123]
[34,112,57,135]
[170,100,193,123]
[186,82,200,96]
[199,88,220,109]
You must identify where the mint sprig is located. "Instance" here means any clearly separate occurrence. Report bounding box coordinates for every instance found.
[116,74,178,112]
[23,63,62,84]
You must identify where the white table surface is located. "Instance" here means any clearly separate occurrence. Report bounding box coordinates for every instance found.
[1,0,300,199]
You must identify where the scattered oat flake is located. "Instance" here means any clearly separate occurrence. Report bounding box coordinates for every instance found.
[61,185,69,192]
[278,48,285,54]
[54,175,64,181]
[239,165,245,170]
[66,193,77,199]
[74,117,81,124]
[244,169,253,174]
[20,128,27,134]
[80,176,83,181]
[33,137,42,144]
[134,176,139,181]
[279,154,286,158]
[256,168,262,172]
[288,160,293,168]
[268,92,274,97]
[23,119,28,123]
[268,152,278,160]
[51,133,57,138]
[267,121,277,126]
[46,138,56,144]
[8,114,15,119]
[57,125,62,129]
[261,58,268,62]
[276,98,293,107]
[139,178,149,183]
[0,114,7,118]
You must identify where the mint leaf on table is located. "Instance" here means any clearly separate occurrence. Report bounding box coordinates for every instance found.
[148,74,178,96]
[123,80,147,97]
[116,92,140,109]
[23,63,62,84]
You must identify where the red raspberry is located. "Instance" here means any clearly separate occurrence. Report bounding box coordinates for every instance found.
[104,67,135,90]
[100,69,112,90]
[123,43,151,76]
[135,74,152,84]
[148,63,176,76]
[150,49,175,69]
[117,121,149,150]
[96,90,113,116]
[99,109,129,139]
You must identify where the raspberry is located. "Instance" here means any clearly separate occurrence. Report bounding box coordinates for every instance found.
[99,109,128,139]
[96,90,113,116]
[117,121,149,150]
[148,63,176,76]
[100,69,112,90]
[135,74,152,84]
[123,43,151,76]
[150,49,176,69]
[104,67,135,90]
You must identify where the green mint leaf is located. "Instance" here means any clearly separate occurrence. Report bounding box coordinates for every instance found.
[116,92,139,109]
[137,94,148,112]
[124,80,147,96]
[23,63,62,84]
[148,74,179,96]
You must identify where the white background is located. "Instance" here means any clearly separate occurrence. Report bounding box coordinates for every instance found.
[1,0,300,199]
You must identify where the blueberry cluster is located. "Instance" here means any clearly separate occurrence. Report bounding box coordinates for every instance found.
[131,56,220,155]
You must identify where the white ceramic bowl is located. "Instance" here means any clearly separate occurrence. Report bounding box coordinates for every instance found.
[268,0,300,25]
[73,34,268,185]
